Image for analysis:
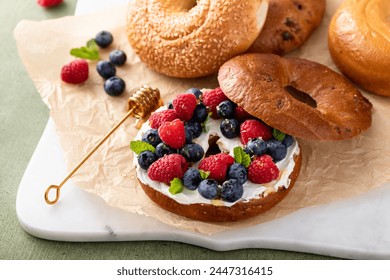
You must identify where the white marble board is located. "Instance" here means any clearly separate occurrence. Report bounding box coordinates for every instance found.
[16,0,390,259]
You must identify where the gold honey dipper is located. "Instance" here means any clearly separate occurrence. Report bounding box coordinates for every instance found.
[44,85,162,205]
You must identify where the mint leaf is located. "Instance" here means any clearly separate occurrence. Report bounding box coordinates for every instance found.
[199,170,210,180]
[169,178,183,195]
[70,39,100,60]
[130,140,155,155]
[202,112,213,132]
[233,146,251,168]
[272,128,285,142]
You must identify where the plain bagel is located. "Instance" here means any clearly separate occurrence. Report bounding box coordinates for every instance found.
[248,0,326,54]
[328,0,390,97]
[218,53,373,141]
[126,0,269,78]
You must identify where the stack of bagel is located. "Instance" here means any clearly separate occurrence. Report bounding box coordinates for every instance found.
[126,0,390,221]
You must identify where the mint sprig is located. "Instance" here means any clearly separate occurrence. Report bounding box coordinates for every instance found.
[233,146,251,168]
[169,178,183,195]
[272,128,286,142]
[199,170,210,180]
[130,140,155,155]
[201,112,213,132]
[70,39,100,60]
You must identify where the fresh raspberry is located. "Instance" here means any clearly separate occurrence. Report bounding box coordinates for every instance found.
[248,154,280,184]
[240,119,272,144]
[158,119,186,149]
[198,153,234,182]
[37,0,63,8]
[172,93,197,121]
[234,106,252,121]
[61,59,89,84]
[202,88,228,118]
[149,109,178,129]
[148,154,188,184]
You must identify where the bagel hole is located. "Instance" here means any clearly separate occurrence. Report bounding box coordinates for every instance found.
[284,86,317,108]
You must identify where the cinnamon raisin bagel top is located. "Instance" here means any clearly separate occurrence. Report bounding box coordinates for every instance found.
[218,53,372,140]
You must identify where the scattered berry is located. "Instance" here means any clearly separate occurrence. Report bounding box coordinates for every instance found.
[141,129,161,147]
[240,119,272,144]
[180,143,204,162]
[198,153,234,182]
[137,150,156,170]
[158,119,186,149]
[227,163,247,184]
[220,119,240,139]
[149,109,178,129]
[61,59,89,84]
[104,76,126,96]
[266,139,287,162]
[148,154,188,184]
[186,88,203,99]
[234,106,252,121]
[282,134,294,147]
[202,88,228,118]
[155,142,175,158]
[245,138,267,156]
[172,93,197,121]
[95,31,113,48]
[190,103,208,123]
[221,179,244,202]
[217,100,236,118]
[96,61,116,79]
[183,168,202,190]
[37,0,63,8]
[248,155,280,184]
[109,50,127,66]
[198,179,219,199]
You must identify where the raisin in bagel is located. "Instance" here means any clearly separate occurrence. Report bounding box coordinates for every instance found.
[218,53,372,140]
[248,0,326,54]
[126,0,269,78]
[132,89,302,222]
[328,0,390,97]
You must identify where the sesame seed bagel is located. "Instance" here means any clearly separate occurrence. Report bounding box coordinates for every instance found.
[248,0,326,54]
[218,53,373,141]
[126,0,269,78]
[138,152,301,222]
[328,0,390,97]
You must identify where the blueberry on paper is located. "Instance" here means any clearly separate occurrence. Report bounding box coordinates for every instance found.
[96,61,116,79]
[95,31,113,48]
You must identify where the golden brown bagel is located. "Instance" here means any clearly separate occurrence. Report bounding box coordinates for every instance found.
[139,152,302,222]
[248,0,326,54]
[218,53,372,141]
[328,0,390,97]
[126,0,269,78]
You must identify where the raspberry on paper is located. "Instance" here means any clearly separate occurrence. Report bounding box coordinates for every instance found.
[37,0,63,8]
[61,59,89,84]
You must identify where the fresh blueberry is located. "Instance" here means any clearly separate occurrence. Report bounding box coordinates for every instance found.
[180,143,204,162]
[184,126,193,143]
[137,150,156,170]
[186,88,202,99]
[217,100,236,118]
[155,142,175,158]
[141,129,161,147]
[227,163,247,184]
[266,139,287,162]
[185,121,202,139]
[109,50,127,66]
[104,76,126,96]
[182,168,202,190]
[167,102,174,109]
[221,179,244,203]
[220,119,240,139]
[190,103,208,123]
[282,134,294,147]
[245,138,267,156]
[96,61,116,79]
[95,31,113,48]
[198,179,219,199]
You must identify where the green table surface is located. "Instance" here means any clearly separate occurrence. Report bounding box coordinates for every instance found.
[0,0,333,260]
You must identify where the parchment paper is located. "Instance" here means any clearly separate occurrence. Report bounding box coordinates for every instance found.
[14,0,390,235]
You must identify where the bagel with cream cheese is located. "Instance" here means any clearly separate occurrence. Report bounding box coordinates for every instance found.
[328,0,390,97]
[126,0,269,78]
